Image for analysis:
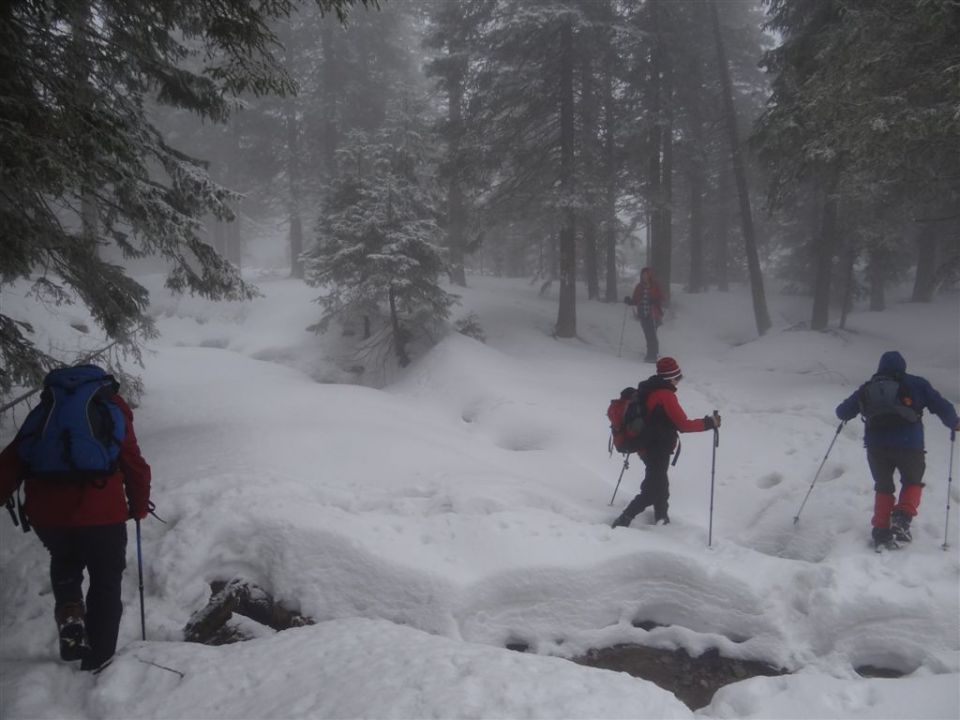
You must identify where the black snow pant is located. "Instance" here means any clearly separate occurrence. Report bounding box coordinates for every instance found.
[35,523,128,670]
[620,447,672,522]
[640,315,659,362]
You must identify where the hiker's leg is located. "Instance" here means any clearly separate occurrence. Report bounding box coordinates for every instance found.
[867,448,896,528]
[620,493,648,521]
[35,527,85,612]
[80,524,127,671]
[646,450,671,521]
[893,448,926,518]
[640,316,658,361]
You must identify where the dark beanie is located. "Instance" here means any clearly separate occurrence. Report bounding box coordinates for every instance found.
[656,356,682,381]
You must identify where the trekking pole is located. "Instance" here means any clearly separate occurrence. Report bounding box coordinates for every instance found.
[136,519,146,641]
[708,416,719,548]
[794,421,845,525]
[944,430,956,551]
[609,454,630,505]
[617,304,628,358]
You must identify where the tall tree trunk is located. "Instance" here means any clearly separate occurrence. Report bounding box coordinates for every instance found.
[838,235,857,329]
[709,0,771,335]
[388,286,410,367]
[911,223,938,302]
[868,246,886,311]
[555,17,577,338]
[646,0,671,297]
[580,54,599,300]
[320,21,338,179]
[811,170,839,330]
[685,33,706,293]
[602,48,619,303]
[447,58,468,287]
[284,98,304,279]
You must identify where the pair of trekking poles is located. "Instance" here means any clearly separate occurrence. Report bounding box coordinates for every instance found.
[794,423,956,550]
[609,412,721,547]
[610,420,957,550]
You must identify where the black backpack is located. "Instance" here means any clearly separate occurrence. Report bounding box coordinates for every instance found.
[607,385,652,454]
[858,374,920,429]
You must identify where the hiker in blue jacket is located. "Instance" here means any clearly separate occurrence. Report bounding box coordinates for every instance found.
[836,351,959,547]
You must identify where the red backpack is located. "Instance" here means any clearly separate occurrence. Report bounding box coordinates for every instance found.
[607,385,650,454]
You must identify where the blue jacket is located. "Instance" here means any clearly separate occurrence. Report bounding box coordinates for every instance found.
[836,351,958,450]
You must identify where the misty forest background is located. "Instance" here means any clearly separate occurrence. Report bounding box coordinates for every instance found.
[1,0,958,403]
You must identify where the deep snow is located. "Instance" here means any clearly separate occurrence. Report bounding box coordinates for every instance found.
[1,271,958,719]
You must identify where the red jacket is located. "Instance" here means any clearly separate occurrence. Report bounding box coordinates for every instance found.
[642,385,709,455]
[646,388,709,433]
[0,395,151,528]
[631,281,665,323]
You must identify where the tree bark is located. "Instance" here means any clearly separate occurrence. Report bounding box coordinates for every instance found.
[555,17,577,338]
[646,0,672,298]
[810,170,839,330]
[911,223,938,302]
[580,55,599,300]
[284,98,304,279]
[868,247,886,311]
[602,48,619,303]
[709,0,771,334]
[446,58,468,287]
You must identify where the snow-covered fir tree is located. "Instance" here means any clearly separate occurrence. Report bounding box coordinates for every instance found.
[305,98,456,369]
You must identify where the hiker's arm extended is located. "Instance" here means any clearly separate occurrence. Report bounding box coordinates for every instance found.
[660,394,709,433]
[836,390,860,421]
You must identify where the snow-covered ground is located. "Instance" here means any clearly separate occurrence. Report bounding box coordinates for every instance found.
[1,271,958,719]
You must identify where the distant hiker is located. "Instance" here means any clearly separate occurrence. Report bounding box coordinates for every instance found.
[836,351,959,549]
[611,357,720,528]
[624,267,664,363]
[0,365,152,672]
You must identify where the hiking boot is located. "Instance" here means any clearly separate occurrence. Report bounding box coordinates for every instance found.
[611,513,633,529]
[654,515,670,526]
[890,511,912,543]
[56,603,90,662]
[871,526,901,551]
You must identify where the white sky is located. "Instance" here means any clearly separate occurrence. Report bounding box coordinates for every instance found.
[1,270,958,719]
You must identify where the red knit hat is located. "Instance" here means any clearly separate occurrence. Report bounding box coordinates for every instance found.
[656,356,682,381]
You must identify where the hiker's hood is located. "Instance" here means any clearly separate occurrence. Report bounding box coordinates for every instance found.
[877,351,907,377]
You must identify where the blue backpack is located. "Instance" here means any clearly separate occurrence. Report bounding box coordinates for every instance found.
[16,365,126,483]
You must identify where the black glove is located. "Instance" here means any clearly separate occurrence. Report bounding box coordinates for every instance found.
[624,295,634,305]
[703,412,721,430]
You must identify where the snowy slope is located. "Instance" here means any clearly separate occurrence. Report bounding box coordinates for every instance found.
[0,273,958,719]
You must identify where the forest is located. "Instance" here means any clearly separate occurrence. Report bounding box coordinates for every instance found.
[2,0,958,396]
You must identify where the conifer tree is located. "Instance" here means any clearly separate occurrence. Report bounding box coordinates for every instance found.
[305,99,456,368]
[0,0,365,395]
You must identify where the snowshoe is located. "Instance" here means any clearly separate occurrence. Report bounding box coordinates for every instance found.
[890,511,912,543]
[58,618,90,662]
[872,527,901,553]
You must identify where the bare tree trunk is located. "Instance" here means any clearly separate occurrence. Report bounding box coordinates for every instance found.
[911,223,938,302]
[580,55,599,300]
[284,99,304,279]
[388,286,410,367]
[868,246,886,311]
[602,48,619,303]
[811,170,839,330]
[446,55,468,287]
[709,0,770,334]
[646,0,671,298]
[555,17,578,338]
[838,235,857,329]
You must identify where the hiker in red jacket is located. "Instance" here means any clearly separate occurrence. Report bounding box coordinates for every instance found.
[612,357,720,528]
[624,267,665,363]
[0,372,151,672]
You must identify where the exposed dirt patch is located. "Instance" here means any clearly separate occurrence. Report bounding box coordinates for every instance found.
[573,644,787,711]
